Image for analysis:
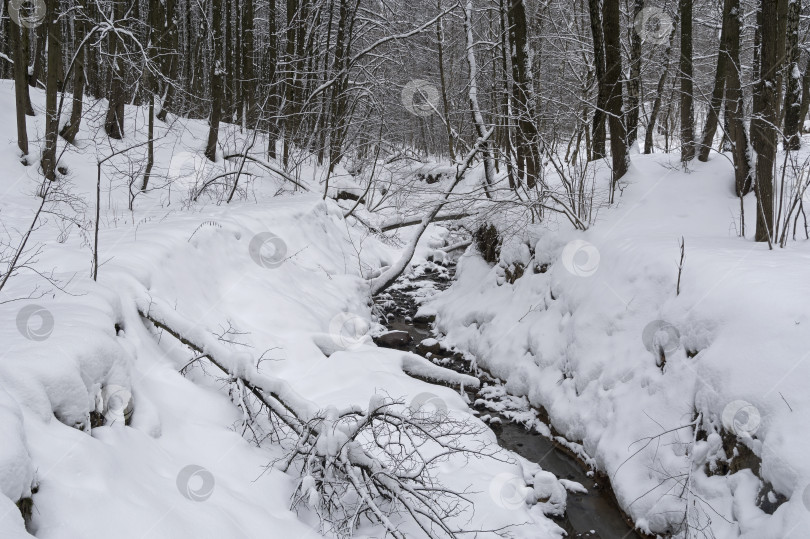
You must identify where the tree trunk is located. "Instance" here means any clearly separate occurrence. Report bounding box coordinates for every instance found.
[679,0,695,162]
[626,0,644,150]
[724,0,751,196]
[40,0,60,181]
[644,16,677,154]
[9,4,29,156]
[799,55,810,134]
[603,0,628,194]
[60,4,87,144]
[753,0,788,243]
[697,0,730,161]
[156,0,179,122]
[463,0,496,188]
[29,23,46,88]
[783,0,801,150]
[205,0,225,161]
[587,0,607,160]
[104,1,126,139]
[507,0,539,188]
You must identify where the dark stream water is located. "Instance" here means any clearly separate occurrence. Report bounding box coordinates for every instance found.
[375,263,645,539]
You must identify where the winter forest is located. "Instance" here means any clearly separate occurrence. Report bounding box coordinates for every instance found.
[1,0,809,536]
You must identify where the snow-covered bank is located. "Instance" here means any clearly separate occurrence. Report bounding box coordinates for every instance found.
[426,152,810,537]
[0,82,570,538]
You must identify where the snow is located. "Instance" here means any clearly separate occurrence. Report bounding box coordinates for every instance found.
[0,82,560,538]
[427,150,810,537]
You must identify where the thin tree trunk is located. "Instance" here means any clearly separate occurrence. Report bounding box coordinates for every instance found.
[60,4,87,144]
[436,0,454,161]
[205,0,225,161]
[644,17,677,154]
[725,0,751,196]
[463,0,495,188]
[104,1,126,139]
[679,0,695,161]
[753,0,788,243]
[603,0,628,194]
[507,0,539,188]
[799,54,810,134]
[587,0,607,160]
[626,0,643,150]
[697,0,731,161]
[10,4,29,156]
[41,0,60,181]
[783,0,801,150]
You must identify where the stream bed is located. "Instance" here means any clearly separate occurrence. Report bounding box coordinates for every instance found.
[374,260,645,539]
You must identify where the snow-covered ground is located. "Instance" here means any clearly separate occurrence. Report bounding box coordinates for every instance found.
[4,76,810,539]
[425,151,810,538]
[0,82,567,539]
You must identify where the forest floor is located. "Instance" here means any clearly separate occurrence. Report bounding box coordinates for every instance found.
[2,81,810,539]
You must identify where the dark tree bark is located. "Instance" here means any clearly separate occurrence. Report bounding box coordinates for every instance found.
[799,55,810,134]
[104,1,126,139]
[587,0,607,160]
[29,23,46,88]
[783,0,801,150]
[507,0,540,188]
[267,0,279,159]
[241,0,255,123]
[156,0,179,122]
[697,0,731,161]
[60,3,87,144]
[753,0,788,243]
[603,0,628,193]
[40,0,60,181]
[679,0,695,162]
[626,0,643,149]
[724,0,751,196]
[205,0,225,161]
[9,1,30,156]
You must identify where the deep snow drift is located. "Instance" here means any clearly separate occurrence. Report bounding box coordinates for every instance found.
[0,82,568,539]
[424,151,810,538]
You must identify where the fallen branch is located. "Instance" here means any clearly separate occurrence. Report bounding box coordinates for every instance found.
[137,296,503,538]
[380,212,471,232]
[223,153,310,191]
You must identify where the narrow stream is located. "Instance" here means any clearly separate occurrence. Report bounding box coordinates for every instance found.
[374,261,644,539]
